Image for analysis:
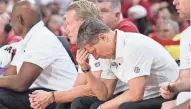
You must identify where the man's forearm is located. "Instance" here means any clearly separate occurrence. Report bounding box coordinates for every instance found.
[172,99,190,109]
[0,75,27,92]
[86,72,108,101]
[101,90,143,109]
[54,84,95,103]
[170,79,190,93]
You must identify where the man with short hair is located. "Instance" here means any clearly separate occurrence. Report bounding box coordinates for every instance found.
[95,0,139,32]
[0,1,77,109]
[75,18,179,109]
[160,0,190,108]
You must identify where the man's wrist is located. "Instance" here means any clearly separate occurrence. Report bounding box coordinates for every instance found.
[80,64,91,73]
[82,66,91,73]
[51,91,56,103]
[169,82,178,94]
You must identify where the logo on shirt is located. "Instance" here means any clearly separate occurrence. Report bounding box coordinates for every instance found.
[95,62,101,67]
[134,67,140,73]
[4,46,13,53]
[110,62,118,69]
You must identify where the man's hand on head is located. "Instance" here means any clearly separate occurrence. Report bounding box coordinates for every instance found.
[76,49,90,71]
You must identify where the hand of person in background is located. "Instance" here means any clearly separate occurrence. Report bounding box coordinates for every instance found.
[160,82,176,99]
[29,90,53,109]
[76,49,90,71]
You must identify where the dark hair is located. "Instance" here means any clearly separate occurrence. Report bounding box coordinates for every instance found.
[0,12,12,33]
[77,18,110,48]
[0,0,9,4]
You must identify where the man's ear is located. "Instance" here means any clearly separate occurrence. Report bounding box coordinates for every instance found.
[98,33,108,42]
[17,15,24,26]
[115,12,121,20]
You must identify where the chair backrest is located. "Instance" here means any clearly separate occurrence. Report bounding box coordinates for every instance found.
[57,36,77,65]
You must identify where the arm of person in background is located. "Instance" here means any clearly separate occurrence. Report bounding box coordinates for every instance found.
[160,69,190,99]
[171,99,190,109]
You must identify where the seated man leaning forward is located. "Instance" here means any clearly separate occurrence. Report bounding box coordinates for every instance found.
[74,18,179,109]
[0,1,77,109]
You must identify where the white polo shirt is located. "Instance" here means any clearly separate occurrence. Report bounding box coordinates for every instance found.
[11,21,78,91]
[78,55,128,94]
[101,30,179,99]
[179,26,191,69]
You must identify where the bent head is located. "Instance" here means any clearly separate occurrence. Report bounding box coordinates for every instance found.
[77,18,116,59]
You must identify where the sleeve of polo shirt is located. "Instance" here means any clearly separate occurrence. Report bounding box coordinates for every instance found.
[22,47,55,69]
[78,55,102,73]
[179,33,191,69]
[101,60,117,80]
[123,45,153,82]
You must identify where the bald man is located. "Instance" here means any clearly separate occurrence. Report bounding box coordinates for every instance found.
[0,1,77,109]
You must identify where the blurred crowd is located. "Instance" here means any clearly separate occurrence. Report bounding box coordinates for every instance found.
[0,0,189,64]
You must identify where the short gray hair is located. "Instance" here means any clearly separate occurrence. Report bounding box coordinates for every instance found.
[159,19,180,32]
[77,18,111,48]
[67,0,101,20]
[96,0,121,12]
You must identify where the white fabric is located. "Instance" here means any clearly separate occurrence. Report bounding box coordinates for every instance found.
[11,21,77,91]
[176,92,191,105]
[78,55,128,94]
[101,30,179,99]
[0,43,19,67]
[179,26,191,69]
[128,5,147,19]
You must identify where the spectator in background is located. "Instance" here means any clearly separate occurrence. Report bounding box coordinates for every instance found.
[95,0,139,32]
[46,14,64,36]
[128,5,153,35]
[151,19,180,62]
[0,12,22,46]
[0,0,8,12]
[158,7,171,21]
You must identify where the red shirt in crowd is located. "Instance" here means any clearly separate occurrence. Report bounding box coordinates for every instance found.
[150,32,180,46]
[115,19,139,32]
